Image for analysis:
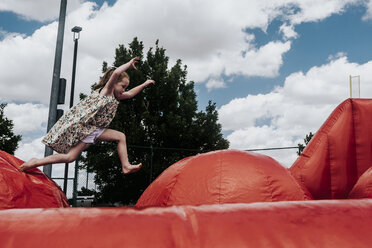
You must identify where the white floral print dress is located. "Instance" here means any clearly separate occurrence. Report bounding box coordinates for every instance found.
[42,90,119,154]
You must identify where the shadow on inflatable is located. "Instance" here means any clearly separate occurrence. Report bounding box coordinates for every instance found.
[1,98,372,247]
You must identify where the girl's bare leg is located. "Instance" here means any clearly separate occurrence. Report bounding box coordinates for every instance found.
[19,142,88,172]
[97,129,142,174]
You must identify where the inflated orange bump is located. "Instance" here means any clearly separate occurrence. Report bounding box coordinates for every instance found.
[348,167,372,199]
[137,150,312,207]
[0,150,69,209]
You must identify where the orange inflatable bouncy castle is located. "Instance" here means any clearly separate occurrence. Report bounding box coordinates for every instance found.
[1,98,372,247]
[0,151,68,208]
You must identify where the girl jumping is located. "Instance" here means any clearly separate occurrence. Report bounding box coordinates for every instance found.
[19,57,155,174]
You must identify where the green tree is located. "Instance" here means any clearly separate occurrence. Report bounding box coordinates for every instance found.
[297,132,314,155]
[0,103,22,154]
[77,187,96,196]
[81,38,229,205]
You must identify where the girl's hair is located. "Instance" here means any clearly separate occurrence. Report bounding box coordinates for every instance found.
[94,67,130,91]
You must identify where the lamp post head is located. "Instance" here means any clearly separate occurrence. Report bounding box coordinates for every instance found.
[72,26,82,41]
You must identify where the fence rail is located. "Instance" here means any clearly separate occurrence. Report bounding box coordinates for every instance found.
[246,146,300,153]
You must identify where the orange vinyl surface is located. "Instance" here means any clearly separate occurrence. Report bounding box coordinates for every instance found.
[290,98,372,199]
[0,151,69,209]
[137,150,312,207]
[1,200,372,248]
[349,166,372,198]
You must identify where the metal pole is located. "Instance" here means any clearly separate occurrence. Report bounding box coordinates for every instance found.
[72,159,79,207]
[149,145,154,184]
[358,75,360,98]
[349,75,352,98]
[70,26,82,203]
[86,170,89,189]
[63,27,81,194]
[43,0,67,177]
[63,162,68,194]
[70,31,80,107]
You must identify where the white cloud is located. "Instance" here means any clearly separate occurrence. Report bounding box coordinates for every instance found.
[206,78,226,91]
[363,0,372,20]
[0,2,104,105]
[4,103,48,134]
[228,126,301,167]
[328,52,347,61]
[219,92,283,131]
[280,56,367,104]
[15,137,44,162]
[3,102,48,165]
[219,56,372,167]
[1,0,364,105]
[0,0,83,22]
[282,0,360,25]
[227,40,291,78]
[279,23,298,40]
[0,23,58,103]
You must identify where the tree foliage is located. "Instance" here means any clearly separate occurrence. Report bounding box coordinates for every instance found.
[0,103,22,155]
[77,187,96,196]
[297,132,314,156]
[80,38,229,205]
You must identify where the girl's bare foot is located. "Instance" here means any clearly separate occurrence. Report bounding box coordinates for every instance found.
[19,158,39,172]
[122,163,142,174]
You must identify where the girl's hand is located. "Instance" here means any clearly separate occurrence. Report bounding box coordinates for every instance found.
[129,57,140,70]
[145,79,155,86]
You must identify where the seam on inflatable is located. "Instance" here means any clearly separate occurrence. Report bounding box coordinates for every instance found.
[257,159,275,201]
[326,100,351,199]
[350,99,358,196]
[318,100,350,151]
[164,156,191,205]
[287,168,312,200]
[328,133,335,199]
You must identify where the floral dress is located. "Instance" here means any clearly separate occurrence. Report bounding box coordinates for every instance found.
[42,90,119,154]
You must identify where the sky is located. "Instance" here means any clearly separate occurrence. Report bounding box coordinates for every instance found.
[2,0,372,183]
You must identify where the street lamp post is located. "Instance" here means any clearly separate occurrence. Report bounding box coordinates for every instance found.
[44,0,67,177]
[63,26,82,195]
[70,26,82,108]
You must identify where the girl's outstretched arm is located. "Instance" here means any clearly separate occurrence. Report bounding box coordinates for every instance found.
[119,79,155,100]
[106,57,140,89]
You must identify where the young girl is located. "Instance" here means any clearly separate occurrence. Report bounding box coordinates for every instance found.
[19,57,155,174]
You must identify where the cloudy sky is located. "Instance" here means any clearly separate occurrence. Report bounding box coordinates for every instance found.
[2,0,372,178]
